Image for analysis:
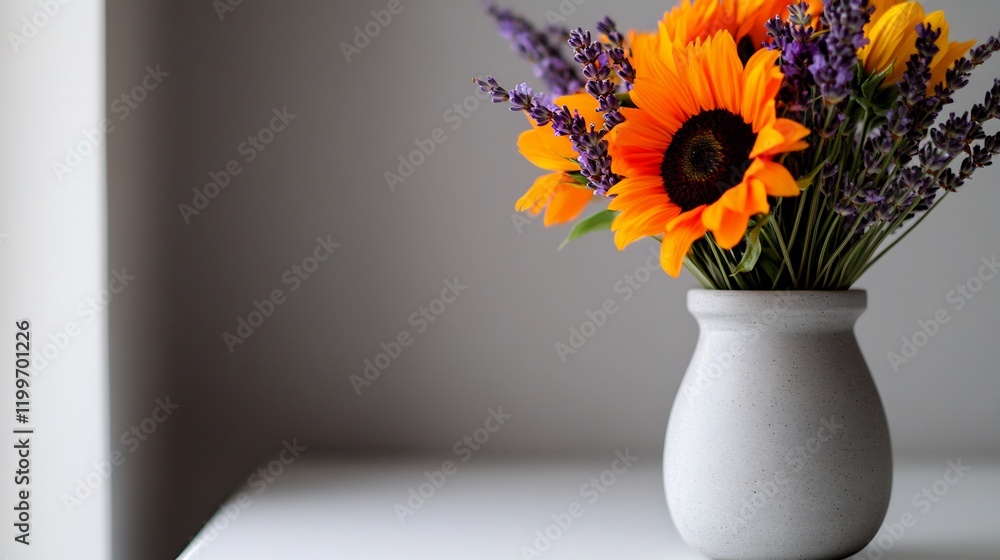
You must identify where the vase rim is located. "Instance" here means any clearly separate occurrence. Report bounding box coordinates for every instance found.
[687,289,866,294]
[687,289,867,316]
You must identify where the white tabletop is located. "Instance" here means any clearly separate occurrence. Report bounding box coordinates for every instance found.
[177,455,1000,559]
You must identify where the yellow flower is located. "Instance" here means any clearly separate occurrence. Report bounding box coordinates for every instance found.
[514,94,599,227]
[867,0,906,29]
[607,32,809,277]
[859,1,975,89]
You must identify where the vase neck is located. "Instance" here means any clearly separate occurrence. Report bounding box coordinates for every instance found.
[687,290,866,334]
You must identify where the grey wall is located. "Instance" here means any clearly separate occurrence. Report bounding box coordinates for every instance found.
[108,1,1000,558]
[107,2,177,558]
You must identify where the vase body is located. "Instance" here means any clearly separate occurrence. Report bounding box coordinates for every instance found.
[664,290,892,560]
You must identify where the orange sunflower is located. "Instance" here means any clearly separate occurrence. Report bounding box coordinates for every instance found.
[630,0,823,76]
[607,31,810,277]
[514,93,600,226]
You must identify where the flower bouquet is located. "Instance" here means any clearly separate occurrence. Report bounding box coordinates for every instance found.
[475,1,998,558]
[476,0,997,290]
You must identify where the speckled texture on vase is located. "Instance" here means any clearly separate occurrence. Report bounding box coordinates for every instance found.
[664,290,892,560]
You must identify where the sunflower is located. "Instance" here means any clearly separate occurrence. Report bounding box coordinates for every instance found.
[514,93,599,227]
[630,0,823,75]
[867,0,906,29]
[606,31,810,277]
[859,1,975,89]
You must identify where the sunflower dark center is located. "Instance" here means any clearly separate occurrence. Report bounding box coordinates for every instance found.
[660,109,757,212]
[737,36,757,66]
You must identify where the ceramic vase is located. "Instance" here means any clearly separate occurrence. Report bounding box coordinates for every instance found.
[664,290,892,560]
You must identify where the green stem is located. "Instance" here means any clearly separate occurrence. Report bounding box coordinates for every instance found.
[853,192,950,282]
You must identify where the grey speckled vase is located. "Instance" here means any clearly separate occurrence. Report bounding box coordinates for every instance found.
[664,290,892,560]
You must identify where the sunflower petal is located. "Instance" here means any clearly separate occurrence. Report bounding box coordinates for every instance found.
[515,173,563,215]
[747,159,800,197]
[662,208,707,277]
[868,0,907,29]
[555,93,604,129]
[703,31,744,114]
[632,46,698,130]
[930,39,975,91]
[609,176,679,249]
[707,205,750,249]
[747,178,770,214]
[750,118,811,158]
[514,173,594,227]
[613,203,680,250]
[608,109,673,177]
[742,48,782,129]
[544,183,595,227]
[861,2,924,77]
[517,128,577,172]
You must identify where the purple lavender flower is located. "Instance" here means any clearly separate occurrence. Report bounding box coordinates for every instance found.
[924,82,1000,192]
[898,24,941,105]
[886,108,914,138]
[766,3,819,114]
[596,17,635,88]
[473,75,619,195]
[477,10,643,197]
[811,0,871,104]
[487,5,583,96]
[904,30,1000,159]
[930,112,976,156]
[885,23,945,161]
[568,27,623,132]
[861,189,884,204]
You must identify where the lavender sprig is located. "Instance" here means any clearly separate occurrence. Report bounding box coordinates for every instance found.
[766,3,819,115]
[596,17,636,89]
[912,30,1000,146]
[811,0,871,105]
[930,80,1000,191]
[568,28,625,130]
[893,24,944,158]
[487,5,583,96]
[474,76,619,195]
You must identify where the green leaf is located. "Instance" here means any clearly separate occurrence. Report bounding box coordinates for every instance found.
[759,248,782,279]
[796,159,828,191]
[861,63,893,99]
[616,91,636,109]
[559,210,619,250]
[567,172,589,186]
[731,217,769,276]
